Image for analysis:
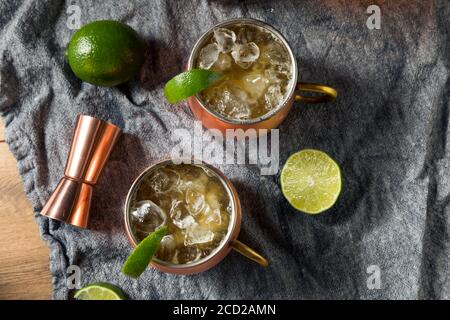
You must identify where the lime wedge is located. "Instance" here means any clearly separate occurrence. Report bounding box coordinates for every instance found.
[164,69,222,104]
[74,282,126,300]
[121,226,167,278]
[280,149,342,214]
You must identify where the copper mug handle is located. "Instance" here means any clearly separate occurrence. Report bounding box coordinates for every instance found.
[231,239,269,267]
[295,82,337,104]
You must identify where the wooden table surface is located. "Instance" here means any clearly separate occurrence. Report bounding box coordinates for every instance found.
[0,118,52,300]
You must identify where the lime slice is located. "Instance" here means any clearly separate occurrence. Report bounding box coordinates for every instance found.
[121,226,167,278]
[280,149,341,214]
[74,282,126,300]
[164,69,222,104]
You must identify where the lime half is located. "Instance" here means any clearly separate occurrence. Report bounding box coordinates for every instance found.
[74,282,126,300]
[121,226,167,278]
[164,69,222,104]
[281,149,342,214]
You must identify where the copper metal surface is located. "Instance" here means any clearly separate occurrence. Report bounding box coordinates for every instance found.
[124,159,268,275]
[40,115,121,228]
[187,18,337,132]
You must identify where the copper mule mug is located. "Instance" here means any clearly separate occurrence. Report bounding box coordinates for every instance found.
[187,18,337,132]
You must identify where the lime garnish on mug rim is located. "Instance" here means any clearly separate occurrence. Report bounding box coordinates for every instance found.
[74,282,126,300]
[121,226,167,278]
[164,69,222,104]
[280,149,342,214]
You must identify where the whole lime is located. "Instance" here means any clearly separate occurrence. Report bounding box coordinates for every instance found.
[66,20,145,86]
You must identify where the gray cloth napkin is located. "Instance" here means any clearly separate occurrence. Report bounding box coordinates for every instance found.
[0,0,449,300]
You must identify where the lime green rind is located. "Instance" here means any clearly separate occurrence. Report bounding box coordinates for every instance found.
[164,69,222,104]
[74,282,127,300]
[121,226,167,278]
[66,20,144,87]
[280,149,342,214]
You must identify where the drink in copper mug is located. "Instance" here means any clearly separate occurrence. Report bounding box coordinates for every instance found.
[187,18,337,132]
[125,160,267,274]
[198,24,293,120]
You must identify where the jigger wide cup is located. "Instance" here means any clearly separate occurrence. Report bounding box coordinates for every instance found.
[187,18,337,133]
[40,115,121,228]
[124,159,268,275]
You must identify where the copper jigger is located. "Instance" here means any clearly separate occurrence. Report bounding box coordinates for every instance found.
[40,115,121,228]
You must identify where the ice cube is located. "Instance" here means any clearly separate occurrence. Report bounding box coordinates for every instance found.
[148,171,169,193]
[264,84,284,110]
[206,85,253,119]
[205,208,222,225]
[230,104,251,119]
[213,28,236,53]
[236,27,255,44]
[131,200,167,234]
[220,89,251,119]
[212,53,232,71]
[264,69,283,84]
[199,43,220,69]
[205,190,221,211]
[175,215,197,229]
[169,200,185,220]
[242,73,269,98]
[171,249,179,264]
[261,42,287,66]
[148,168,180,194]
[184,224,215,246]
[230,86,249,101]
[158,234,177,260]
[160,234,176,250]
[231,42,260,69]
[185,188,206,216]
[170,200,197,229]
[188,171,209,193]
[131,200,166,223]
[166,169,181,186]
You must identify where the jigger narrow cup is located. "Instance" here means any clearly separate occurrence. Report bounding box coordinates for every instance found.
[187,18,337,132]
[41,115,121,228]
[124,159,268,275]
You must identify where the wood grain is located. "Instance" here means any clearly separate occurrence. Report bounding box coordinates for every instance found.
[0,118,52,300]
[0,119,4,141]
